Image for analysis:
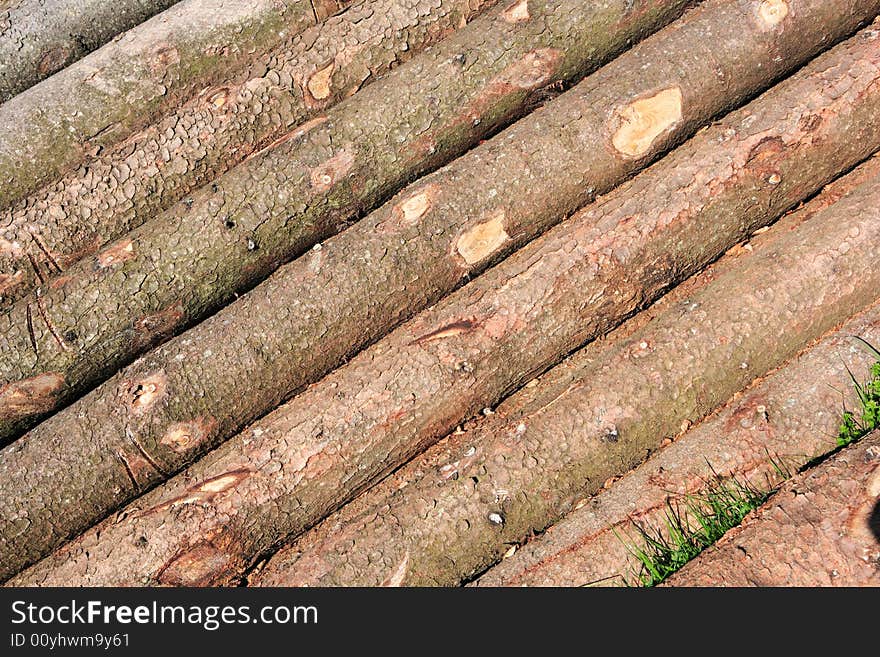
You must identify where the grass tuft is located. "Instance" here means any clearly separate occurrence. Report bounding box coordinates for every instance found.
[618,462,787,587]
[837,338,880,447]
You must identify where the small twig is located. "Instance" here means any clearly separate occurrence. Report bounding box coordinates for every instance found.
[25,303,37,354]
[26,252,45,285]
[31,234,63,274]
[35,289,68,351]
[115,451,141,491]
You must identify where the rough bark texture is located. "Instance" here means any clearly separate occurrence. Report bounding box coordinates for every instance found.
[10,23,880,586]
[664,431,880,587]
[0,0,703,442]
[476,270,880,585]
[247,169,880,587]
[0,0,328,212]
[0,0,869,443]
[0,0,181,103]
[0,0,500,307]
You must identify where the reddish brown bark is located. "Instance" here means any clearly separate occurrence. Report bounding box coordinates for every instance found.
[9,22,880,586]
[476,298,880,586]
[664,431,880,587]
[248,164,880,587]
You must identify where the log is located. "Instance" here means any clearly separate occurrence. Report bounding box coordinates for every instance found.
[475,259,880,585]
[0,0,704,440]
[0,0,336,212]
[664,431,880,587]
[0,0,868,439]
[9,22,880,586]
[247,164,880,587]
[0,0,499,307]
[0,0,181,103]
[0,0,703,578]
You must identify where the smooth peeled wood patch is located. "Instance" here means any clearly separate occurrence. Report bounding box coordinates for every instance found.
[126,372,167,415]
[381,552,410,587]
[310,149,356,192]
[0,372,65,419]
[496,48,562,89]
[612,87,683,157]
[456,210,509,264]
[96,239,135,268]
[396,190,433,225]
[161,417,215,453]
[758,0,789,26]
[158,543,233,586]
[307,62,335,100]
[502,0,530,23]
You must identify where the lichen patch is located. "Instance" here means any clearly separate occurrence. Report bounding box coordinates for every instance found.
[757,0,789,27]
[456,210,509,265]
[612,87,683,157]
[307,62,335,101]
[502,0,530,23]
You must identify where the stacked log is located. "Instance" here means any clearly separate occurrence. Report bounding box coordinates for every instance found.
[0,0,181,101]
[666,432,880,587]
[9,17,880,585]
[0,0,331,209]
[249,159,880,587]
[0,0,501,306]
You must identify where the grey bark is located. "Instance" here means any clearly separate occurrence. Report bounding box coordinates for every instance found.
[0,0,322,211]
[0,0,182,102]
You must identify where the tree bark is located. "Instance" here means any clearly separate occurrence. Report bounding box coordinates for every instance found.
[474,262,880,586]
[0,0,334,213]
[0,0,704,440]
[0,0,868,441]
[0,0,182,103]
[0,0,500,307]
[664,431,880,587]
[9,21,880,586]
[246,166,880,588]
